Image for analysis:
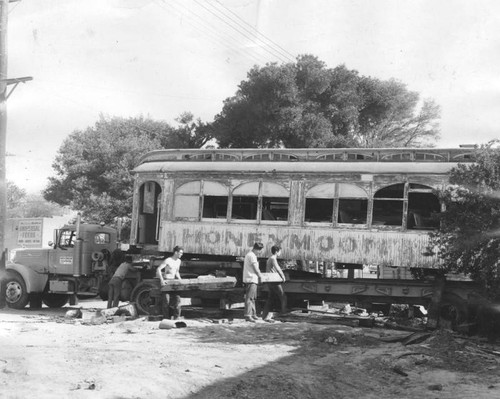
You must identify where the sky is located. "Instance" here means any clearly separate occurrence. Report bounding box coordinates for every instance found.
[6,0,500,193]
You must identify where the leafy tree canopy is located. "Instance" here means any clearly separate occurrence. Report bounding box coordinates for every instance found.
[7,181,64,218]
[7,181,26,211]
[430,142,500,300]
[210,54,440,148]
[43,114,210,232]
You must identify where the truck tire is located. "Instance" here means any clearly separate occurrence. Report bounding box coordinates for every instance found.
[5,272,29,309]
[42,294,69,308]
[130,282,156,315]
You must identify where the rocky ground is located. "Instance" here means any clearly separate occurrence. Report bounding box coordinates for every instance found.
[0,300,499,399]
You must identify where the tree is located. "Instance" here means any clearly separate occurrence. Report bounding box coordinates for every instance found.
[210,54,440,148]
[7,181,26,212]
[7,181,64,218]
[43,115,210,236]
[428,142,500,301]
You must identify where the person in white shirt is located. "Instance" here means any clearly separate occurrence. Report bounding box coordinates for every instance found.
[156,246,184,319]
[242,242,264,322]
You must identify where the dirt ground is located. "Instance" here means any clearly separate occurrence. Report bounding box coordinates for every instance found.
[1,300,499,399]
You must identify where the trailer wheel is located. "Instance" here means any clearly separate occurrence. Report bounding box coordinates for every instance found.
[5,272,29,309]
[130,282,156,315]
[42,294,69,308]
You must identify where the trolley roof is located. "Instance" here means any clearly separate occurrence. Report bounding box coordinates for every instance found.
[133,148,475,175]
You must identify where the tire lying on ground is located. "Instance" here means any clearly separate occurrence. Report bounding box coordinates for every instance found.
[4,272,29,309]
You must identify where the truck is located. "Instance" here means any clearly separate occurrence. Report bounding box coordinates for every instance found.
[2,217,119,309]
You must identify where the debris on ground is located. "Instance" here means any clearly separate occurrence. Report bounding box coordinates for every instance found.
[64,308,82,319]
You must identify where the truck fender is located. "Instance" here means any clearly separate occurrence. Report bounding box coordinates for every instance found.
[5,262,48,294]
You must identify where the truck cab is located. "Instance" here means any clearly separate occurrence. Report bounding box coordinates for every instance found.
[3,223,117,309]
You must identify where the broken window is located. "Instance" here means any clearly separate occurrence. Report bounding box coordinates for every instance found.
[202,196,228,219]
[232,182,259,220]
[305,199,334,222]
[304,183,335,223]
[232,196,258,220]
[407,183,440,230]
[261,182,289,222]
[373,184,404,226]
[202,181,229,219]
[337,184,368,224]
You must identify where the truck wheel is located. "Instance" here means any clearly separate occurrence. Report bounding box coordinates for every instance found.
[130,282,156,315]
[42,294,69,308]
[5,273,29,309]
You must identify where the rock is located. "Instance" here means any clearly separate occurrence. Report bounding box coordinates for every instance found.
[428,384,443,391]
[64,309,82,319]
[159,319,187,329]
[99,307,119,317]
[115,303,138,318]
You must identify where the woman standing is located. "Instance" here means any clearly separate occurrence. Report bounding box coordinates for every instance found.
[262,245,287,322]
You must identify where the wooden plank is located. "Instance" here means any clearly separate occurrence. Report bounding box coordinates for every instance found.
[160,276,237,292]
[260,273,284,283]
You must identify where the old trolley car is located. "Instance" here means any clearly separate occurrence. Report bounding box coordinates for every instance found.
[130,147,474,269]
[129,148,484,324]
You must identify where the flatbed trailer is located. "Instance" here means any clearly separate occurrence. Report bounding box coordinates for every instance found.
[276,277,479,307]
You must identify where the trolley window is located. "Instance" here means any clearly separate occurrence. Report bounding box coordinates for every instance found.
[337,184,368,224]
[305,183,335,223]
[232,182,259,220]
[373,184,404,226]
[174,181,201,219]
[202,181,229,219]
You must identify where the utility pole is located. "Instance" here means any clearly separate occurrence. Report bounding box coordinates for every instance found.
[0,0,32,308]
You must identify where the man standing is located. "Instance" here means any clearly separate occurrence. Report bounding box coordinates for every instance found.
[243,242,264,323]
[107,255,136,309]
[156,246,183,320]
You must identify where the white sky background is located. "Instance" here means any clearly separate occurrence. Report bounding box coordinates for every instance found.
[6,0,500,193]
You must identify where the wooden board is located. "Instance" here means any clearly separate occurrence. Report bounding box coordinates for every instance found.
[260,272,285,283]
[160,276,237,292]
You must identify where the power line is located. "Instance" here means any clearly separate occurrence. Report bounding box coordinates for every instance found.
[211,0,296,62]
[163,0,264,64]
[156,0,266,66]
[192,0,290,63]
[7,0,20,15]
